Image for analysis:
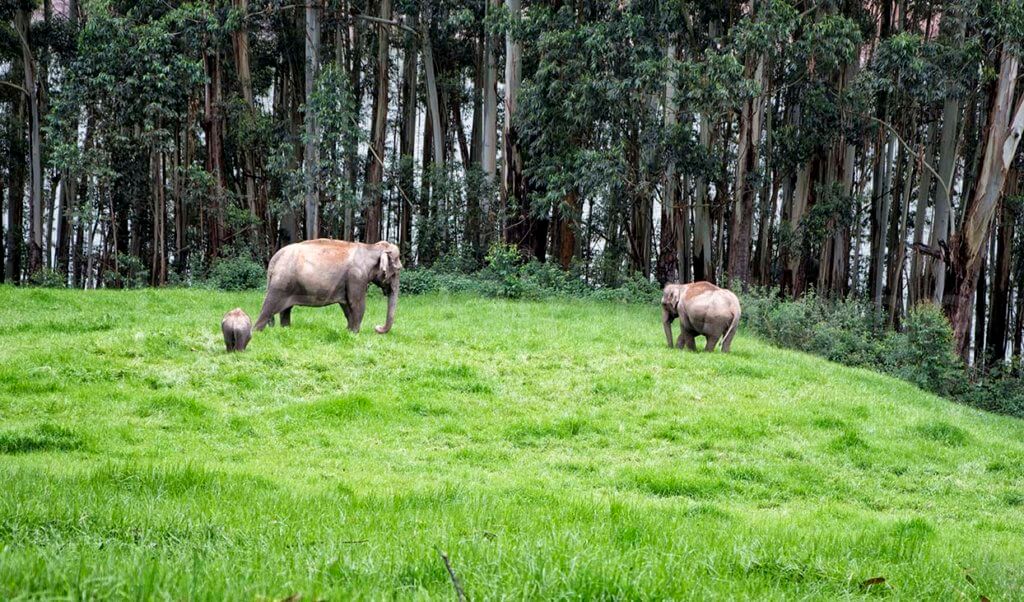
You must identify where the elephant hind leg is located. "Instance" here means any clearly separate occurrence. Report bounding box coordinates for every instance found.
[704,334,720,352]
[235,330,251,352]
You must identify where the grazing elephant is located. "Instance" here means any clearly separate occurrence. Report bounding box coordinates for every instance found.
[222,308,252,352]
[254,239,402,334]
[662,281,741,352]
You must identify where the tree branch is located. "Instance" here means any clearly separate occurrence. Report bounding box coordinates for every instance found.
[0,80,30,97]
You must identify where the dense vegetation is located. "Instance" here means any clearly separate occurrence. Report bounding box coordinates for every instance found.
[2,0,1023,365]
[2,287,1024,599]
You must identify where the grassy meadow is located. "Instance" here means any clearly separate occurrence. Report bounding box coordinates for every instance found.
[1,286,1024,600]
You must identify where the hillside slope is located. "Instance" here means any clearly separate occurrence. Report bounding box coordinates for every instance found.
[1,287,1023,599]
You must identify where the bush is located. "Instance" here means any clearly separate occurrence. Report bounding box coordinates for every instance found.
[103,253,149,289]
[400,269,484,296]
[735,288,1024,418]
[899,303,965,397]
[28,268,66,288]
[962,366,1024,416]
[207,256,265,291]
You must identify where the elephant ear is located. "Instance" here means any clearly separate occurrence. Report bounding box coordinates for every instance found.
[662,285,681,307]
[379,249,391,276]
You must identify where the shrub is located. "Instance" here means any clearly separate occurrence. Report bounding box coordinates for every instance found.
[28,268,66,288]
[207,256,265,291]
[103,253,149,289]
[962,366,1024,417]
[899,303,965,397]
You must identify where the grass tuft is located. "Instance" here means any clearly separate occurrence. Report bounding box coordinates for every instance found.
[915,420,971,446]
[0,423,84,454]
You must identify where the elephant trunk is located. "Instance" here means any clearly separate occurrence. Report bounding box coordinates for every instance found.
[375,282,399,334]
[662,307,675,348]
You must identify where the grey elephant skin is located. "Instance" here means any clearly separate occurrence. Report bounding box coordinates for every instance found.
[222,308,252,352]
[254,239,402,334]
[662,281,741,352]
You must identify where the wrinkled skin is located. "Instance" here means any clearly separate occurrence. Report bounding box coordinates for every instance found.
[254,239,402,334]
[222,308,252,352]
[662,281,741,352]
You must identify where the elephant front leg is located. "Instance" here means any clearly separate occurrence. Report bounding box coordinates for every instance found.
[346,296,365,333]
[681,330,697,351]
[280,306,292,327]
[704,335,720,352]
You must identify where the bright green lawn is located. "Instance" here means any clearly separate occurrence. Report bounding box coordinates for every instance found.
[1,287,1023,600]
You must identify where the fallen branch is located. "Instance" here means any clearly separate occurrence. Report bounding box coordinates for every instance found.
[437,548,467,602]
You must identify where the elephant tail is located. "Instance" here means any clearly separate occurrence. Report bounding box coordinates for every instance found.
[723,306,741,351]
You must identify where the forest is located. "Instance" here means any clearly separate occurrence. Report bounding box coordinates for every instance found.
[1,0,1023,365]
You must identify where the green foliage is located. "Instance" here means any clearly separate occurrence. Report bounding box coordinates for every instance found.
[206,256,265,291]
[27,269,67,289]
[401,243,659,303]
[308,63,361,232]
[104,253,150,289]
[741,289,1024,418]
[899,303,965,397]
[481,243,525,298]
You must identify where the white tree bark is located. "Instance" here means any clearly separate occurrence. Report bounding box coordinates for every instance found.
[304,0,321,240]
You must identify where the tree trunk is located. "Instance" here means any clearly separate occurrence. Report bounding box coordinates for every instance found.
[16,9,43,275]
[974,248,988,365]
[909,121,937,306]
[886,139,916,326]
[304,0,322,240]
[693,113,714,282]
[986,171,1015,366]
[947,47,1023,359]
[233,0,261,252]
[727,52,764,288]
[6,81,26,284]
[656,41,680,286]
[557,190,578,270]
[343,2,363,241]
[361,0,391,243]
[481,0,498,187]
[501,0,534,259]
[203,48,227,262]
[398,12,419,259]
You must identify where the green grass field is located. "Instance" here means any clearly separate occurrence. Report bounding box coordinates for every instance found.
[1,287,1023,600]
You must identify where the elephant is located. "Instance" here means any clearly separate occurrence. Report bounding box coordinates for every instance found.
[221,308,252,352]
[254,239,402,334]
[661,281,741,352]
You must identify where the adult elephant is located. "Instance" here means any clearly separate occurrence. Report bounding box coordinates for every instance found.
[254,239,402,334]
[661,281,741,352]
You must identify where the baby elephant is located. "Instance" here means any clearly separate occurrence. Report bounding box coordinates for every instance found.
[221,308,252,352]
[662,281,741,352]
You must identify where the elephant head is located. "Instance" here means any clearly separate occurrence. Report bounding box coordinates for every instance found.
[661,283,685,315]
[372,241,403,334]
[661,283,686,347]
